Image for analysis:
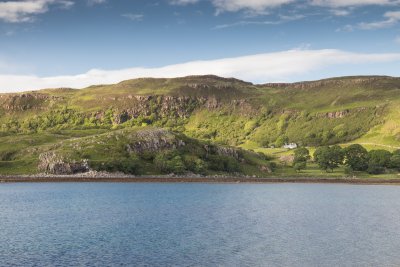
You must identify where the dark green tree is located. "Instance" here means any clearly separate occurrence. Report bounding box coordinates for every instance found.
[314,145,344,172]
[293,161,307,172]
[389,154,400,171]
[367,149,392,174]
[368,150,392,168]
[343,144,369,171]
[292,147,310,172]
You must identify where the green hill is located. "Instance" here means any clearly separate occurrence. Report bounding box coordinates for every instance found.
[1,75,399,175]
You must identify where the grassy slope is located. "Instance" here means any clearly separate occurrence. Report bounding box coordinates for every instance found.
[0,75,400,176]
[0,127,270,176]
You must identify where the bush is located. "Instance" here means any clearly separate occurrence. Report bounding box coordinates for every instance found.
[168,156,185,174]
[183,155,207,174]
[207,155,240,173]
[293,161,306,172]
[367,165,386,175]
[368,150,392,169]
[154,152,186,174]
[91,158,139,174]
[389,154,400,170]
[344,166,354,175]
[0,150,17,161]
[275,135,289,148]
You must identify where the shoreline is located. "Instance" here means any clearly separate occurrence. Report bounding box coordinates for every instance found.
[2,175,400,185]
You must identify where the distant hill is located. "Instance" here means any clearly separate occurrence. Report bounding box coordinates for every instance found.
[0,75,399,175]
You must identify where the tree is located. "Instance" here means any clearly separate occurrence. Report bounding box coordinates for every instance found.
[275,135,288,148]
[368,150,392,168]
[154,152,186,174]
[292,147,310,172]
[367,149,392,174]
[314,145,343,172]
[293,161,307,172]
[167,156,185,174]
[389,154,400,171]
[343,144,369,171]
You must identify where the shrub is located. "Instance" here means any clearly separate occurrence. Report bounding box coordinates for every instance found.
[275,135,289,148]
[293,161,307,172]
[367,165,385,175]
[344,166,354,175]
[91,158,139,174]
[154,152,186,174]
[368,150,392,169]
[389,154,400,171]
[183,155,207,174]
[207,155,240,173]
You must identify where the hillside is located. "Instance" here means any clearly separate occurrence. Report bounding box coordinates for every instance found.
[0,75,399,175]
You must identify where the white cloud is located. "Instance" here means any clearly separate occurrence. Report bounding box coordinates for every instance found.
[358,11,400,29]
[0,0,73,23]
[170,0,400,13]
[214,14,304,29]
[1,49,400,92]
[330,9,351,16]
[87,0,106,5]
[211,0,295,14]
[311,0,400,7]
[122,13,144,21]
[169,0,199,5]
[169,0,295,13]
[337,11,400,31]
[395,36,400,43]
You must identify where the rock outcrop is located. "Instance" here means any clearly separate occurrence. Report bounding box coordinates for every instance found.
[38,152,89,175]
[125,128,186,153]
[0,93,62,111]
[92,95,256,124]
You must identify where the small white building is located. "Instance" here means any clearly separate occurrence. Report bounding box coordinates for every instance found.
[283,143,298,149]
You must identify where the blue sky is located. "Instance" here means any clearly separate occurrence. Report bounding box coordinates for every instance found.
[0,0,400,91]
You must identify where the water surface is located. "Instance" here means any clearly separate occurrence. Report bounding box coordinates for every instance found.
[1,183,400,266]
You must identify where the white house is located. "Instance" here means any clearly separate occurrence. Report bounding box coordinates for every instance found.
[283,143,298,149]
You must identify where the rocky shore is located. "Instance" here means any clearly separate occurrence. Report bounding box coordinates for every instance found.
[1,171,400,185]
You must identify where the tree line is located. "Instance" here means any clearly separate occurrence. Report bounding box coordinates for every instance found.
[293,144,400,174]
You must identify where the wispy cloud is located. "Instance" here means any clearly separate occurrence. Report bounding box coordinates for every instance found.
[330,9,351,16]
[211,0,295,14]
[214,20,279,29]
[122,13,144,21]
[395,36,400,44]
[169,0,400,14]
[339,10,400,31]
[169,0,199,5]
[1,49,400,92]
[0,0,73,23]
[87,0,106,5]
[311,0,400,8]
[214,14,304,29]
[358,11,400,29]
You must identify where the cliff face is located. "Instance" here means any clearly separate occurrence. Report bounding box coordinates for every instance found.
[92,95,256,124]
[261,76,399,90]
[0,93,56,111]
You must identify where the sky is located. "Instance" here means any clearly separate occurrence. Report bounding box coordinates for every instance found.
[0,0,400,91]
